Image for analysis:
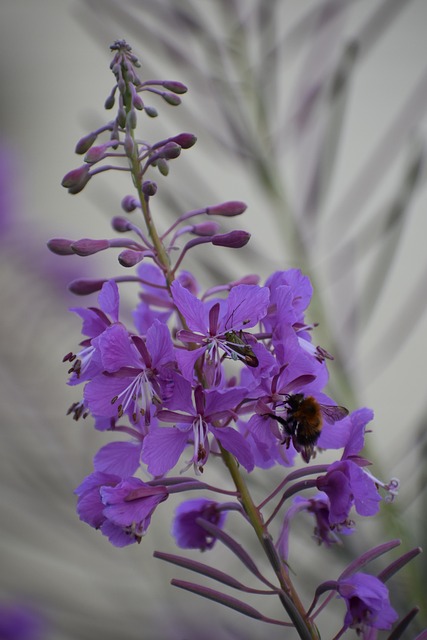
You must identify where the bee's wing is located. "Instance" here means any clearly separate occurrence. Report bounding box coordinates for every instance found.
[320,404,349,423]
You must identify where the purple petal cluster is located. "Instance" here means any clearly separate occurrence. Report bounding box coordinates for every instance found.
[337,573,398,632]
[64,268,392,551]
[171,498,227,550]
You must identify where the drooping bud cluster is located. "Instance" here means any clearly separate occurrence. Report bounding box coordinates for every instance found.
[49,41,425,640]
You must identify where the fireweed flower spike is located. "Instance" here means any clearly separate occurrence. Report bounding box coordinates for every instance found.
[49,40,426,639]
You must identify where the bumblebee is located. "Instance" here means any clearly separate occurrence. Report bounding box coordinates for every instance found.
[268,393,348,462]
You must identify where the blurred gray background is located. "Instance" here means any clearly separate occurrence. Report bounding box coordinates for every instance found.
[1,1,427,638]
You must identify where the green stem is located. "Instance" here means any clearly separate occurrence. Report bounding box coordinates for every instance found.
[220,446,320,640]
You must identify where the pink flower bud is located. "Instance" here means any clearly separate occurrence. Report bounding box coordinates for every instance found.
[75,131,98,155]
[206,201,247,217]
[84,144,111,164]
[111,217,132,232]
[162,81,188,94]
[159,142,181,160]
[191,221,220,236]
[130,87,144,110]
[61,165,91,194]
[212,230,251,248]
[170,133,197,149]
[121,195,139,212]
[142,181,157,197]
[71,238,110,256]
[118,249,145,267]
[68,278,107,295]
[46,238,75,255]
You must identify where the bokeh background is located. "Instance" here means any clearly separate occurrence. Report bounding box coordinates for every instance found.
[1,1,427,638]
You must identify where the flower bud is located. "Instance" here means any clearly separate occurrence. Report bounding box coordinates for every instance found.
[75,131,98,155]
[111,216,132,232]
[212,230,251,248]
[157,159,169,176]
[133,94,144,110]
[124,134,135,156]
[206,201,247,216]
[144,106,158,118]
[61,165,91,194]
[46,238,75,255]
[162,81,188,94]
[117,107,126,128]
[118,249,145,267]
[68,278,107,295]
[142,181,157,197]
[104,93,116,110]
[158,141,182,160]
[191,221,220,236]
[84,143,111,164]
[71,238,110,256]
[161,92,182,106]
[121,195,139,212]
[170,133,197,149]
[126,109,137,130]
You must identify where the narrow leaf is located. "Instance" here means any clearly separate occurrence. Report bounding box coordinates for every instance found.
[387,608,420,640]
[377,547,422,583]
[339,540,401,579]
[154,550,277,594]
[171,579,289,626]
[196,518,274,588]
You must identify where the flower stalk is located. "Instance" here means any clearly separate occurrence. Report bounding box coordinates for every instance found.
[48,40,426,639]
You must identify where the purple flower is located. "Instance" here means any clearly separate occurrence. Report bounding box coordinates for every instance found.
[93,440,143,477]
[132,263,198,335]
[316,409,381,524]
[84,319,175,426]
[64,279,120,385]
[142,375,253,475]
[316,458,381,524]
[263,269,332,363]
[276,494,355,561]
[337,573,398,632]
[171,280,270,382]
[75,472,168,546]
[171,498,227,550]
